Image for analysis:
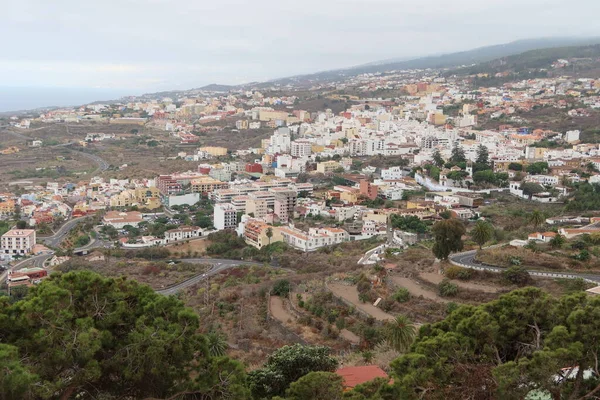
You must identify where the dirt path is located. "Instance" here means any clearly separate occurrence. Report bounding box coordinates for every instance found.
[328,283,395,321]
[390,276,449,303]
[420,272,500,294]
[270,296,296,324]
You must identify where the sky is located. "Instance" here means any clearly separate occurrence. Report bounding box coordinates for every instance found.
[1,0,600,110]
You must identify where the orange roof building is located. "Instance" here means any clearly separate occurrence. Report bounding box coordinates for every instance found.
[336,365,389,390]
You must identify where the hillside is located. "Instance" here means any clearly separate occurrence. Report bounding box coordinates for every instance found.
[449,44,600,87]
[267,37,600,86]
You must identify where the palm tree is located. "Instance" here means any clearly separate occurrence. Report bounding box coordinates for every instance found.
[384,315,416,353]
[528,210,545,230]
[470,220,494,249]
[266,227,273,246]
[206,332,227,357]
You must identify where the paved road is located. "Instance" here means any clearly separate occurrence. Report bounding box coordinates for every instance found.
[449,249,600,283]
[40,217,86,248]
[0,126,109,174]
[156,258,265,295]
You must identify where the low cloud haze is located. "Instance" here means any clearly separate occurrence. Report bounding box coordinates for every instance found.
[2,0,600,95]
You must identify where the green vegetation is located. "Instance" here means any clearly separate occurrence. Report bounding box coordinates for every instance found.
[272,279,291,296]
[438,279,459,297]
[283,371,344,400]
[383,315,417,352]
[248,344,338,399]
[391,287,600,399]
[502,266,532,285]
[390,215,430,234]
[0,271,248,399]
[565,183,600,211]
[392,287,411,303]
[0,221,10,236]
[470,220,494,249]
[432,218,466,260]
[206,230,288,262]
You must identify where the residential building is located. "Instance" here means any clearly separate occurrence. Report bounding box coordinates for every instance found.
[214,203,237,230]
[291,140,312,158]
[198,146,228,157]
[244,219,282,249]
[528,232,558,243]
[359,179,378,200]
[0,200,16,217]
[1,229,37,255]
[381,166,405,180]
[246,197,269,219]
[164,226,205,243]
[191,176,229,194]
[103,211,143,229]
[279,226,349,252]
[236,120,249,130]
[271,188,297,222]
[316,160,341,174]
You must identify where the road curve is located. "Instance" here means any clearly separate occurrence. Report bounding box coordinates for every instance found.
[449,249,600,283]
[156,258,266,295]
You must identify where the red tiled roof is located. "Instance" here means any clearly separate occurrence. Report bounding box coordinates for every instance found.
[336,365,389,389]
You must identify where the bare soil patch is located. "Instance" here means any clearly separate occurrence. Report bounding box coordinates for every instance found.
[390,275,450,303]
[328,283,395,321]
[420,272,500,294]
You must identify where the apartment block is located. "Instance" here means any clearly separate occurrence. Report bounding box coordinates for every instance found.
[244,219,282,249]
[1,229,37,255]
[214,203,237,230]
[279,226,349,252]
[271,188,297,223]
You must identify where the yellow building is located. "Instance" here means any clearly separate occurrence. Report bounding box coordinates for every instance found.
[316,160,341,174]
[0,200,15,217]
[340,191,359,204]
[244,220,283,249]
[258,110,289,122]
[191,176,228,194]
[109,187,161,209]
[199,146,228,157]
[311,145,325,153]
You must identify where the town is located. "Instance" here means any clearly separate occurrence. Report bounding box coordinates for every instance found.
[3,39,600,400]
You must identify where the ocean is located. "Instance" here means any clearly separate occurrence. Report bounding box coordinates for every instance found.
[0,87,135,113]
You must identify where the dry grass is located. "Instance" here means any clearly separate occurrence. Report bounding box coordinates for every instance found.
[166,238,210,257]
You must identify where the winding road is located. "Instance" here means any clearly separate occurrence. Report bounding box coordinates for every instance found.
[449,249,600,283]
[155,258,264,295]
[0,125,109,174]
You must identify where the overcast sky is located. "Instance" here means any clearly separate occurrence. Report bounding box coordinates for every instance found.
[2,0,600,94]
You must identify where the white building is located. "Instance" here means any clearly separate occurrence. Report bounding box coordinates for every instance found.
[214,203,238,230]
[279,226,350,252]
[1,229,37,255]
[381,166,405,180]
[291,140,312,158]
[164,226,205,243]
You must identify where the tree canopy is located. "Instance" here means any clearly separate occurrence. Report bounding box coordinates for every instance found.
[389,288,600,400]
[432,218,466,260]
[0,271,249,400]
[249,344,338,399]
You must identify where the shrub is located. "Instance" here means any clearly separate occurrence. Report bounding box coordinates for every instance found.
[438,279,459,297]
[445,265,465,280]
[502,266,531,285]
[272,279,291,296]
[446,302,459,315]
[392,287,410,303]
[456,268,473,281]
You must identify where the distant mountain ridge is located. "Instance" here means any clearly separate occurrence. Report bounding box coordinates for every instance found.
[264,37,600,85]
